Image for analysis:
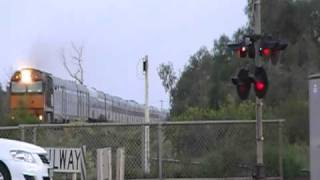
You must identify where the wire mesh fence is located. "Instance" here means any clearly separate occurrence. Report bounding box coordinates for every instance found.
[0,126,20,140]
[0,120,284,179]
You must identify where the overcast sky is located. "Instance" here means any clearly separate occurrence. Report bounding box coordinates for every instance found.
[0,0,247,109]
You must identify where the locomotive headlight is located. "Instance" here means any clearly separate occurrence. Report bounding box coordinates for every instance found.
[38,115,43,121]
[21,69,32,84]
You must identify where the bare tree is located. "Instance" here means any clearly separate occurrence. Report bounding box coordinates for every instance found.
[61,42,84,85]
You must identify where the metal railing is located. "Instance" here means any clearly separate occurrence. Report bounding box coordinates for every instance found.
[0,120,284,179]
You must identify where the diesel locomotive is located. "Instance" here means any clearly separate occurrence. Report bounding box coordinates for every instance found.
[9,68,166,123]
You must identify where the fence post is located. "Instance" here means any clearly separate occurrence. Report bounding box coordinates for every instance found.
[97,147,112,180]
[32,127,37,144]
[20,125,25,141]
[81,145,87,180]
[116,148,125,180]
[157,124,163,180]
[278,121,284,180]
[72,173,77,180]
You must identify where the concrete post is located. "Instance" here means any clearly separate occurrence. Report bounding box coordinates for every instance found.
[143,55,150,174]
[309,74,320,180]
[252,0,265,179]
[278,121,284,180]
[97,148,112,180]
[157,124,163,179]
[116,148,125,180]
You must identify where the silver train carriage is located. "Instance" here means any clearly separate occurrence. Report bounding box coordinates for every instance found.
[9,68,167,123]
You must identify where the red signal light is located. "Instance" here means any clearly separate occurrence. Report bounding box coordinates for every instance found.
[240,46,246,53]
[255,81,265,91]
[262,48,271,56]
[254,67,268,99]
[260,47,271,57]
[238,46,247,58]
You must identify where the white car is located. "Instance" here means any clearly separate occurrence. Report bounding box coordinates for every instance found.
[0,138,52,180]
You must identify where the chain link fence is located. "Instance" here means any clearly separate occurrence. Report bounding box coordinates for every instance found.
[0,120,284,179]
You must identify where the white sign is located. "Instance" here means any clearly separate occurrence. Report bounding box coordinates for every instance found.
[46,148,82,173]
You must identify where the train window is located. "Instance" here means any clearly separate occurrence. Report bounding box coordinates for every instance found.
[27,82,43,93]
[11,82,26,93]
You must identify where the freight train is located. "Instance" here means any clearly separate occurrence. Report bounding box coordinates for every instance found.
[9,68,166,123]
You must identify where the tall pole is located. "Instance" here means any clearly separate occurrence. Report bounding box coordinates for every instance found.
[143,55,150,174]
[160,100,164,112]
[256,97,264,179]
[252,0,265,179]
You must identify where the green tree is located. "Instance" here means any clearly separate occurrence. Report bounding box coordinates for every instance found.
[158,62,177,94]
[168,0,319,143]
[161,0,318,178]
[0,84,10,126]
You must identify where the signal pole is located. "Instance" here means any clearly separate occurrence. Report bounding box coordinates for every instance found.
[229,2,287,178]
[143,55,150,174]
[252,0,265,179]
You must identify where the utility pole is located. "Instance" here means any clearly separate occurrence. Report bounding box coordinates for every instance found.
[143,55,150,174]
[160,100,164,112]
[252,0,265,179]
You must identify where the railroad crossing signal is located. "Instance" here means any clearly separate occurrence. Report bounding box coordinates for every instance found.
[143,58,148,72]
[232,69,253,100]
[259,37,288,65]
[228,35,288,65]
[228,35,287,100]
[239,46,247,58]
[232,67,269,100]
[228,38,255,59]
[254,67,268,99]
